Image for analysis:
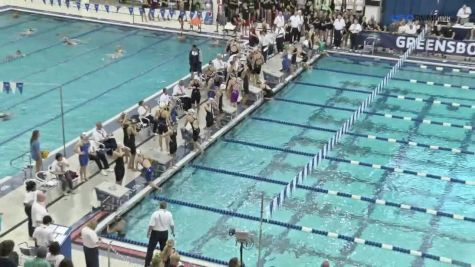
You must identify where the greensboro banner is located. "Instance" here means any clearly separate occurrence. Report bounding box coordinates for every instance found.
[356,31,475,56]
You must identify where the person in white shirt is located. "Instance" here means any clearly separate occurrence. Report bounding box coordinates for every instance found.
[172,80,192,111]
[31,191,48,229]
[398,20,407,34]
[349,19,362,50]
[46,242,65,267]
[212,54,227,73]
[260,31,275,61]
[333,14,346,47]
[158,88,171,107]
[81,221,101,267]
[137,100,155,129]
[297,10,304,41]
[405,21,417,35]
[274,11,285,29]
[289,11,302,42]
[32,215,54,248]
[457,4,472,24]
[51,153,74,195]
[144,201,175,267]
[92,122,117,154]
[24,180,37,237]
[355,0,365,13]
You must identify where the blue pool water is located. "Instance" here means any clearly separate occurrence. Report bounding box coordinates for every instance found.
[0,11,223,178]
[120,55,475,266]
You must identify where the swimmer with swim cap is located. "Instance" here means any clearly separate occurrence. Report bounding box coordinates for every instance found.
[62,36,78,46]
[20,28,36,36]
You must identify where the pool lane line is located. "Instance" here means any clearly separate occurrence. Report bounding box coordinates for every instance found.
[0,23,107,65]
[251,117,475,156]
[295,81,475,110]
[222,138,475,186]
[0,21,72,49]
[313,67,474,91]
[330,52,475,74]
[330,54,475,78]
[192,164,475,224]
[151,195,472,267]
[275,97,475,131]
[0,16,40,30]
[2,30,140,111]
[0,38,208,147]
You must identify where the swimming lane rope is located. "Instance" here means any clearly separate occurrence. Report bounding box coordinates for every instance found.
[191,164,475,224]
[150,195,473,267]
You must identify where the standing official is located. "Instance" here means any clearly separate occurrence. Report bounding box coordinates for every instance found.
[144,201,175,267]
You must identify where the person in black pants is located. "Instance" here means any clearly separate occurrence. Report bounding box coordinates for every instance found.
[89,145,110,175]
[23,181,37,237]
[144,201,175,267]
[189,44,202,75]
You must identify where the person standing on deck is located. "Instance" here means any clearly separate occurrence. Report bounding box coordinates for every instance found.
[144,201,175,267]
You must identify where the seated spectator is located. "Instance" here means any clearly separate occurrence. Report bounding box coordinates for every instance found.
[405,21,417,35]
[92,122,117,155]
[137,100,155,128]
[457,4,472,24]
[158,88,171,107]
[24,246,50,267]
[89,138,111,176]
[33,215,54,247]
[51,153,75,195]
[397,20,407,34]
[46,242,65,267]
[363,16,381,31]
[0,240,19,267]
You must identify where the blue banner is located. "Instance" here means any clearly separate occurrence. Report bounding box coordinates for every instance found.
[356,31,475,56]
[76,1,80,10]
[104,4,109,13]
[49,0,53,5]
[94,3,99,12]
[65,0,69,8]
[128,6,134,15]
[57,0,61,6]
[84,3,90,11]
[116,6,121,12]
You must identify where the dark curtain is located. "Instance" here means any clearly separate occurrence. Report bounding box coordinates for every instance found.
[382,0,475,25]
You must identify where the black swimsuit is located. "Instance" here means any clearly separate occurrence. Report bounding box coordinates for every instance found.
[190,118,200,141]
[114,154,125,184]
[157,110,168,135]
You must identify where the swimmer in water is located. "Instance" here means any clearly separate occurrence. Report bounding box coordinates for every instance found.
[20,28,36,36]
[62,36,79,46]
[0,112,11,121]
[105,46,125,60]
[3,50,25,62]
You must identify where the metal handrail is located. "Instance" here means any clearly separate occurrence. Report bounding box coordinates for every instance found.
[107,240,141,267]
[9,151,30,168]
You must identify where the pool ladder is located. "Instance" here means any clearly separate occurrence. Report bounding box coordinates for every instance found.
[9,151,33,181]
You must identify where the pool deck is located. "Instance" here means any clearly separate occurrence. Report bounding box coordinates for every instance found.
[0,4,299,266]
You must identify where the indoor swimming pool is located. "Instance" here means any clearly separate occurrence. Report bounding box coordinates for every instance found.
[114,55,475,266]
[0,11,223,179]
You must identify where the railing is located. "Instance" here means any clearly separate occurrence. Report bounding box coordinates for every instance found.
[107,240,142,267]
[9,151,33,180]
